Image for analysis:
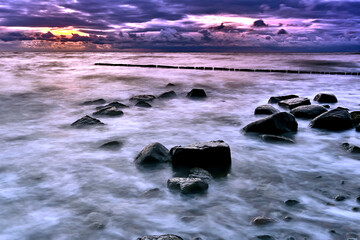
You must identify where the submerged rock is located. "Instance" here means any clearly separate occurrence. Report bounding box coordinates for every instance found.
[159,91,176,99]
[356,124,360,132]
[310,108,353,131]
[130,95,156,102]
[314,93,338,103]
[187,89,207,99]
[71,115,104,128]
[285,199,300,206]
[100,141,123,150]
[82,99,106,105]
[256,235,275,240]
[166,83,176,87]
[268,94,298,104]
[95,101,128,110]
[278,97,311,109]
[350,111,360,124]
[251,216,275,226]
[85,212,108,230]
[137,234,183,240]
[342,143,360,153]
[170,140,231,177]
[188,168,213,183]
[334,195,346,201]
[167,177,208,194]
[261,134,295,144]
[93,106,124,117]
[290,105,328,119]
[254,105,280,115]
[136,101,152,108]
[243,112,298,135]
[135,142,171,167]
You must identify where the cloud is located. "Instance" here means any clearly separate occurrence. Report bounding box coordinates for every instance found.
[253,20,267,27]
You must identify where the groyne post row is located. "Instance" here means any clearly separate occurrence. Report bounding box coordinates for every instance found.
[95,63,360,76]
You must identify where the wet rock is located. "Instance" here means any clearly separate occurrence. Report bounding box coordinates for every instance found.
[353,207,360,212]
[167,177,208,194]
[187,89,207,98]
[71,115,104,128]
[170,140,231,177]
[85,212,107,230]
[166,83,176,87]
[82,99,106,105]
[95,101,128,110]
[350,111,360,124]
[130,95,156,102]
[100,141,123,150]
[342,143,360,153]
[335,195,346,201]
[137,234,184,240]
[93,106,124,117]
[356,124,360,132]
[268,95,299,104]
[254,105,280,115]
[242,112,298,135]
[314,93,338,103]
[278,97,311,109]
[134,142,171,167]
[141,188,162,198]
[256,235,275,240]
[251,216,275,226]
[159,91,176,99]
[136,101,152,108]
[285,199,300,206]
[323,105,330,109]
[283,216,292,222]
[261,134,295,144]
[188,168,213,183]
[357,196,360,202]
[290,105,328,119]
[310,108,353,131]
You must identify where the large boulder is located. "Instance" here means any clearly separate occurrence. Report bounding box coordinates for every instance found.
[278,97,311,109]
[186,89,207,99]
[268,95,298,104]
[290,105,328,119]
[167,177,208,194]
[170,140,231,177]
[130,95,156,102]
[314,93,337,103]
[309,108,353,131]
[137,234,183,240]
[93,106,124,117]
[134,142,171,167]
[242,112,298,135]
[254,105,280,115]
[71,115,104,128]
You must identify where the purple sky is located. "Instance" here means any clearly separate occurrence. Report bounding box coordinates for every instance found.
[0,0,359,52]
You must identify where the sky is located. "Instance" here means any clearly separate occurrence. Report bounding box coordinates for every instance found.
[0,0,359,52]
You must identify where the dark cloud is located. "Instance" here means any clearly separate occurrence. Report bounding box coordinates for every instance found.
[253,20,267,27]
[277,29,288,35]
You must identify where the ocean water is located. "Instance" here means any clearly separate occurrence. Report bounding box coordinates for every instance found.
[0,52,360,240]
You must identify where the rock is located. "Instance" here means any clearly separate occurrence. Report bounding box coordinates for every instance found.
[351,111,360,124]
[167,177,208,194]
[100,141,123,150]
[356,124,360,132]
[283,216,292,222]
[290,105,328,119]
[85,212,107,230]
[170,140,231,177]
[357,196,360,202]
[166,83,176,87]
[261,134,295,144]
[278,97,311,109]
[268,95,298,104]
[243,112,298,135]
[188,168,213,183]
[353,207,360,212]
[251,216,275,226]
[95,102,128,110]
[256,235,275,240]
[314,93,338,103]
[136,101,152,108]
[134,142,171,166]
[93,106,124,117]
[285,199,299,206]
[71,115,104,128]
[335,195,346,201]
[130,95,156,102]
[82,99,106,105]
[141,188,162,198]
[137,234,184,240]
[254,105,280,115]
[310,108,353,131]
[342,143,360,153]
[323,105,330,109]
[159,91,176,99]
[187,89,207,98]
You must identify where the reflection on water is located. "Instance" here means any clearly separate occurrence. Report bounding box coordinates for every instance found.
[0,52,359,239]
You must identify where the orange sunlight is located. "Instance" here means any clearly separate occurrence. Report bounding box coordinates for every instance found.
[41,27,89,37]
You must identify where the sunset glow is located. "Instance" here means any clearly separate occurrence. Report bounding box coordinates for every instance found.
[42,28,89,37]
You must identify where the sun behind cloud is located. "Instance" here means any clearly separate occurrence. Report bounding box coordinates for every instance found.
[40,27,89,37]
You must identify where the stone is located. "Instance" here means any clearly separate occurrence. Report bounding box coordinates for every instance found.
[243,112,298,135]
[100,141,123,150]
[251,216,275,226]
[85,212,107,230]
[353,207,360,212]
[285,199,299,206]
[351,111,360,124]
[167,177,208,194]
[95,101,128,110]
[356,124,360,132]
[188,168,213,183]
[134,142,171,166]
[136,101,152,108]
[187,89,207,98]
[261,134,295,144]
[159,91,176,99]
[314,93,338,103]
[290,105,328,119]
[71,115,104,128]
[170,140,231,177]
[278,97,311,109]
[141,188,162,198]
[130,95,156,102]
[166,83,176,87]
[335,195,346,201]
[254,105,280,115]
[268,95,298,104]
[310,108,353,131]
[256,235,275,240]
[137,234,184,240]
[93,106,124,117]
[342,143,360,153]
[323,105,330,109]
[357,196,360,202]
[82,99,106,105]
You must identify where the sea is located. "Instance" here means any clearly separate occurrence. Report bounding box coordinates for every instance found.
[0,52,359,240]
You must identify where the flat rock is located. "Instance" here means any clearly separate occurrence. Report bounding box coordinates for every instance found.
[136,101,152,108]
[314,93,338,103]
[96,102,128,110]
[243,112,298,135]
[351,111,360,124]
[251,216,275,226]
[261,134,295,144]
[71,115,104,128]
[170,140,231,177]
[93,106,124,117]
[167,177,208,194]
[188,168,213,183]
[187,89,207,98]
[135,142,171,166]
[268,95,298,104]
[159,91,176,99]
[342,143,360,153]
[310,108,353,131]
[100,141,123,150]
[290,105,328,119]
[130,95,156,102]
[82,99,106,105]
[254,105,280,115]
[137,234,183,240]
[278,97,311,109]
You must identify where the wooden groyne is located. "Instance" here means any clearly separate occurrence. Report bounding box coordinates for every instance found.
[95,63,360,76]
